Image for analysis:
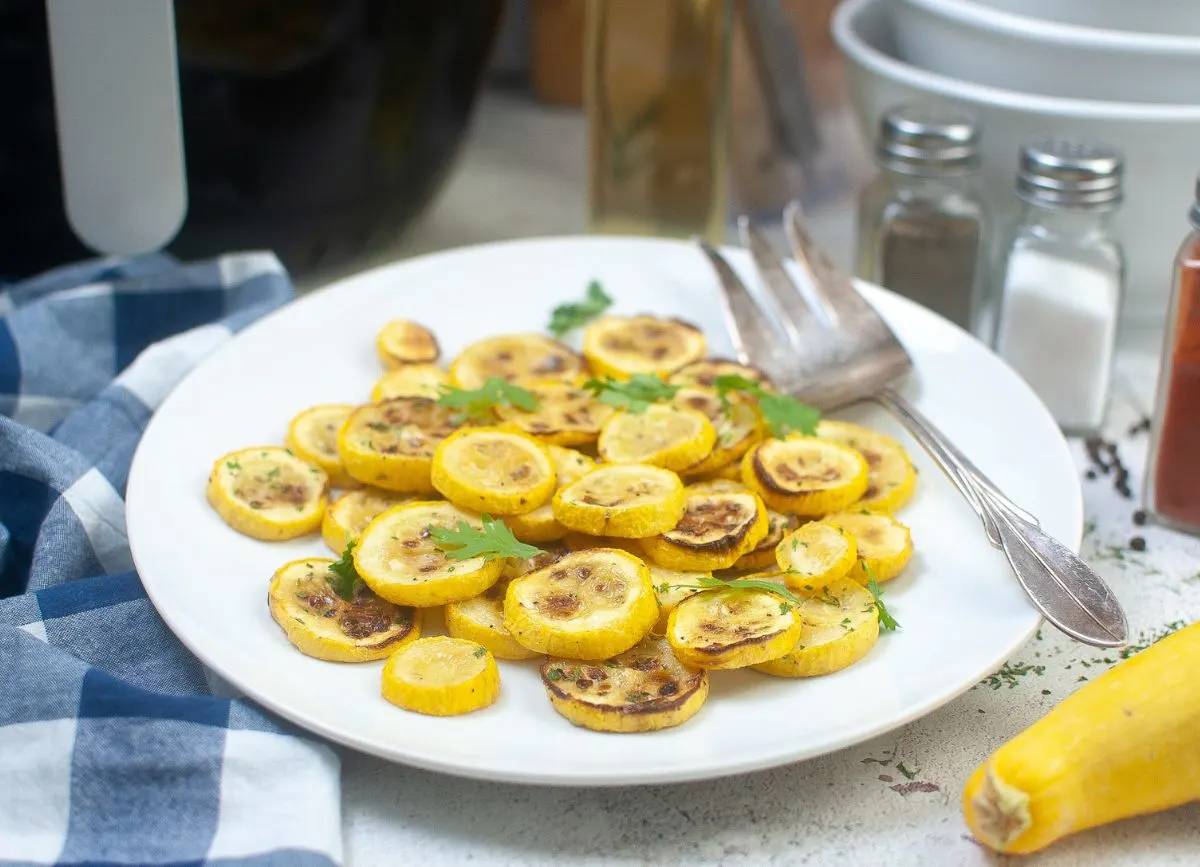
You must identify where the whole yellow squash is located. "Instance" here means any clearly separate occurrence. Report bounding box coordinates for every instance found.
[963,619,1200,854]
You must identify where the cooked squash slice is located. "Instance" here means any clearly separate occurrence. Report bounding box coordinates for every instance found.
[431,427,556,515]
[553,463,686,538]
[541,636,708,733]
[597,404,716,471]
[666,586,804,669]
[741,437,869,516]
[774,520,858,591]
[321,487,412,553]
[752,579,880,678]
[354,502,504,606]
[376,319,440,369]
[562,532,646,556]
[824,510,913,583]
[285,404,359,489]
[582,315,706,379]
[493,382,614,446]
[444,579,539,661]
[449,332,585,391]
[648,565,709,633]
[338,397,459,493]
[370,364,450,402]
[268,557,419,662]
[639,487,768,571]
[734,510,799,571]
[207,446,327,541]
[669,358,775,390]
[505,446,596,543]
[381,636,500,716]
[817,420,917,513]
[672,387,762,477]
[504,548,658,660]
[501,548,569,581]
[691,461,745,484]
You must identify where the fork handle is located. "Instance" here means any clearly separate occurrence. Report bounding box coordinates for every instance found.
[874,388,1128,648]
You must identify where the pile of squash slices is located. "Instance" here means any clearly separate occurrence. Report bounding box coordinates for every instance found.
[206,309,917,733]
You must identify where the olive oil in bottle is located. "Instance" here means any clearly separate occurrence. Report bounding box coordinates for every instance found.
[585,0,732,243]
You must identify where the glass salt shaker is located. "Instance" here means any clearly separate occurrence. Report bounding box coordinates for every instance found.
[1144,176,1200,536]
[993,141,1125,436]
[855,105,989,333]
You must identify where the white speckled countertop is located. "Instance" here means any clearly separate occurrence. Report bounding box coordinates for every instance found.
[332,93,1200,866]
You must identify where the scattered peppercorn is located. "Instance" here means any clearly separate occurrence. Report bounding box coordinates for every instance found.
[1133,509,1147,526]
[1129,536,1147,552]
[1127,416,1151,436]
[1085,469,1097,481]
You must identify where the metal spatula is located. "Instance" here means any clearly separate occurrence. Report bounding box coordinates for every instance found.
[696,201,1128,648]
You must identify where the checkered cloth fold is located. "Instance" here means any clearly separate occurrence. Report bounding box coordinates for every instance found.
[0,254,342,866]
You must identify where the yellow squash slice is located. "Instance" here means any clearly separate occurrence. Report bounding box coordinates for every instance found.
[741,437,869,517]
[206,446,327,541]
[597,404,716,471]
[648,565,709,633]
[639,487,768,571]
[817,419,917,513]
[669,358,774,390]
[321,487,412,553]
[501,548,569,580]
[673,387,762,476]
[774,520,858,591]
[444,579,539,661]
[582,315,706,379]
[666,586,804,669]
[449,332,585,391]
[338,397,459,493]
[268,557,419,662]
[734,510,799,571]
[370,364,450,401]
[824,510,914,583]
[354,502,504,606]
[503,549,658,660]
[692,461,745,484]
[541,636,709,733]
[752,579,880,678]
[505,446,596,543]
[431,427,556,515]
[376,319,440,369]
[493,382,614,446]
[553,463,686,538]
[381,636,500,716]
[285,404,359,489]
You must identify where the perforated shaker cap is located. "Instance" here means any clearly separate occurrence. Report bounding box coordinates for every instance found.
[1016,140,1124,211]
[876,105,981,177]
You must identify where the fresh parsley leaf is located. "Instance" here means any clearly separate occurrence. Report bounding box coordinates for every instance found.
[472,646,488,658]
[436,377,539,421]
[671,574,806,608]
[428,514,545,562]
[583,373,679,413]
[863,563,899,632]
[547,280,613,337]
[714,373,821,438]
[328,540,361,601]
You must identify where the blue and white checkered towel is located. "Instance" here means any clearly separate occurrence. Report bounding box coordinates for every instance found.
[0,253,343,866]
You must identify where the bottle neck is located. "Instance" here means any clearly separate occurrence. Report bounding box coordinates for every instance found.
[1014,201,1114,242]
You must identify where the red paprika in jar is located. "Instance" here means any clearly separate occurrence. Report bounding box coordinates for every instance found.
[1146,203,1200,533]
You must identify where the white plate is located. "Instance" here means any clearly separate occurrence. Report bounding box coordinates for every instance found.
[126,236,1077,786]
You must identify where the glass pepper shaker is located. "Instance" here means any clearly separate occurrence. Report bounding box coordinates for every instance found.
[855,105,989,333]
[1144,176,1200,535]
[993,141,1125,436]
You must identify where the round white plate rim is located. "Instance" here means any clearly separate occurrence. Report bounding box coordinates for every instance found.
[126,234,1074,786]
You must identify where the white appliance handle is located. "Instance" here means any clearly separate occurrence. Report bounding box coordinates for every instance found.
[46,0,188,257]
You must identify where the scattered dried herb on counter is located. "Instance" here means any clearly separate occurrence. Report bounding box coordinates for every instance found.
[980,661,1045,690]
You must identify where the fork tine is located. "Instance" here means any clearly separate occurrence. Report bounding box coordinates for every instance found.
[739,215,840,334]
[783,200,878,323]
[694,239,777,371]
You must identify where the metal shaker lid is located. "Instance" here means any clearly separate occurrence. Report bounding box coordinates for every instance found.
[1016,140,1124,211]
[876,105,981,177]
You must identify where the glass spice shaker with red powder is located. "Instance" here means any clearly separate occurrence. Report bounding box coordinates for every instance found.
[1145,177,1200,534]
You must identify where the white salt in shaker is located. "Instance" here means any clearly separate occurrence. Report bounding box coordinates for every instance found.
[994,141,1125,435]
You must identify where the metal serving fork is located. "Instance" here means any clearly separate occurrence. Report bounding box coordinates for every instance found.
[696,201,1128,648]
